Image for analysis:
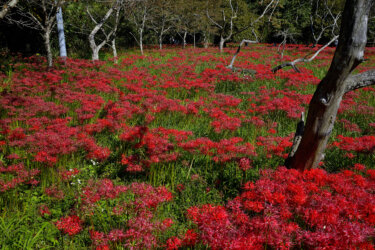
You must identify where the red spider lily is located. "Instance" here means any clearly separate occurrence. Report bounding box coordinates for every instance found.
[333,135,375,154]
[188,167,375,249]
[165,236,182,250]
[55,215,83,236]
[0,163,40,192]
[39,204,51,216]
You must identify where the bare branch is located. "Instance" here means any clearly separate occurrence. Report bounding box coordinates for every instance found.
[86,7,98,25]
[206,9,223,29]
[345,69,375,93]
[227,39,257,69]
[268,0,279,21]
[272,35,338,73]
[232,0,279,38]
[254,0,276,24]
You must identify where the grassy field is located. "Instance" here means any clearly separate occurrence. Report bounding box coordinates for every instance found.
[0,44,374,249]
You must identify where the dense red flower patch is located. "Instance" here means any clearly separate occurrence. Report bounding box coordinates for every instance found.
[188,167,375,249]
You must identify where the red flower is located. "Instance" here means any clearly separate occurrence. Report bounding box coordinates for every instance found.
[55,215,82,236]
[166,236,182,250]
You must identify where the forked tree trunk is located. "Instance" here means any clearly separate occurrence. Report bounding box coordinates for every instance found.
[88,6,114,61]
[286,0,373,170]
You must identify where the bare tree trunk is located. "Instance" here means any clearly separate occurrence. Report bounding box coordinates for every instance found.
[203,33,209,48]
[112,38,118,64]
[139,29,144,55]
[159,34,163,50]
[44,27,53,68]
[92,47,100,61]
[219,36,225,53]
[87,6,114,61]
[56,7,67,61]
[286,0,374,170]
[183,30,187,49]
[193,32,196,48]
[207,0,237,53]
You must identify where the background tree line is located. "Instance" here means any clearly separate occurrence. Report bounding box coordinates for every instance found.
[0,0,374,61]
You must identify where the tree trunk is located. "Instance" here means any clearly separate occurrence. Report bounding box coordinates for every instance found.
[286,0,373,170]
[204,33,209,48]
[139,29,144,55]
[56,7,67,60]
[159,34,163,50]
[87,6,114,61]
[183,30,187,49]
[92,47,99,61]
[112,38,118,64]
[193,32,196,48]
[219,36,225,53]
[44,27,53,68]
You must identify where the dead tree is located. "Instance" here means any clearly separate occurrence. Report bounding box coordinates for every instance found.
[149,0,174,50]
[310,0,341,47]
[227,35,338,75]
[87,1,122,61]
[272,35,338,73]
[175,16,189,49]
[286,0,375,170]
[225,0,280,70]
[110,4,121,64]
[0,0,18,19]
[5,0,65,67]
[126,0,154,55]
[207,0,238,53]
[275,29,297,59]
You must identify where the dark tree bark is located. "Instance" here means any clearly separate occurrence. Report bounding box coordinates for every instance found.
[286,0,374,170]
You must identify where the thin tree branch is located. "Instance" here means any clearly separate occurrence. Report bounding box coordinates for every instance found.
[272,35,338,73]
[206,9,223,29]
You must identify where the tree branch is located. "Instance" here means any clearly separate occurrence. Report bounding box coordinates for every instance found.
[272,35,338,73]
[206,9,223,29]
[345,69,375,93]
[227,39,257,69]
